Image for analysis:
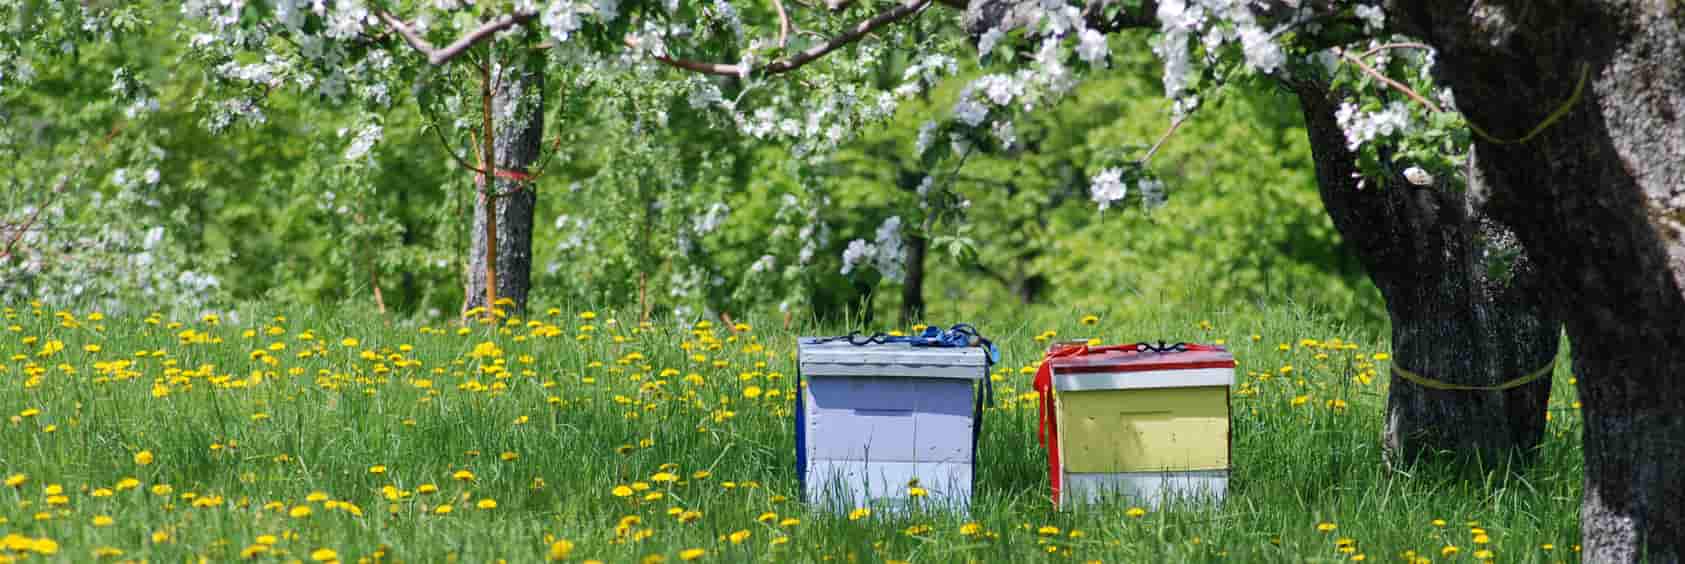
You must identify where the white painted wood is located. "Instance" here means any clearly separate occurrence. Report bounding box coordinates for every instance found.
[1060,470,1228,509]
[912,378,976,463]
[806,459,971,511]
[799,339,987,379]
[1052,367,1235,391]
[806,376,920,461]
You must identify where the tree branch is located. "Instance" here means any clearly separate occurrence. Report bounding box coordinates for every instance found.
[631,0,933,77]
[377,10,537,66]
[772,0,792,50]
[1339,48,1443,114]
[1140,108,1193,166]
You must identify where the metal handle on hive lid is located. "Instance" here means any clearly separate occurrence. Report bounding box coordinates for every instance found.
[1135,341,1190,353]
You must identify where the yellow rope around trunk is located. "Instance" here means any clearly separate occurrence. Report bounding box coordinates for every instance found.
[1466,63,1590,145]
[1392,358,1557,392]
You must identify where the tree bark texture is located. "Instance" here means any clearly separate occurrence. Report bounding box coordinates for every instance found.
[1293,78,1563,465]
[900,229,928,325]
[1392,2,1685,560]
[465,51,543,318]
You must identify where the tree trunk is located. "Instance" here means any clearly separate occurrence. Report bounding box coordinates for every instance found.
[1293,78,1561,465]
[900,228,928,325]
[1390,3,1684,559]
[464,50,544,318]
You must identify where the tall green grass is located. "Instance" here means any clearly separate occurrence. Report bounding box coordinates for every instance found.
[0,301,1581,562]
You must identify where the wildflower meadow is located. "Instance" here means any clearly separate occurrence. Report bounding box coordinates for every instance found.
[1,302,1584,563]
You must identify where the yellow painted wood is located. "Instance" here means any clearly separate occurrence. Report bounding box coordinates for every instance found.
[1055,387,1229,473]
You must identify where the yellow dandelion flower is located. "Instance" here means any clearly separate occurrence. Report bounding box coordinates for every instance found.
[848,508,870,521]
[728,530,751,544]
[452,470,476,481]
[547,540,575,561]
[134,450,154,465]
[1442,546,1460,556]
[4,473,25,488]
[612,485,634,498]
[1037,525,1060,536]
[368,465,387,474]
[476,499,497,509]
[417,483,439,494]
[1317,522,1338,533]
[310,548,339,562]
[92,515,114,527]
[679,548,706,561]
[289,505,312,518]
[1126,507,1147,519]
[1080,315,1099,325]
[433,504,453,515]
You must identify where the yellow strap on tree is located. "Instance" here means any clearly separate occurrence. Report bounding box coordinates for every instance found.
[1391,358,1556,392]
[1465,63,1591,146]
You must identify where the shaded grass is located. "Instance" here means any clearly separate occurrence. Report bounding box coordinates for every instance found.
[0,300,1582,562]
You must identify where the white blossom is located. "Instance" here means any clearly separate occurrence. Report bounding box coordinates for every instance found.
[1403,166,1434,186]
[953,99,988,127]
[840,239,876,275]
[1335,101,1414,151]
[342,123,383,161]
[143,168,161,185]
[1090,167,1128,209]
[915,121,937,155]
[1077,29,1109,65]
[991,120,1017,150]
[1238,25,1285,74]
[1355,5,1385,34]
[871,216,905,282]
[978,27,1005,57]
[693,202,731,234]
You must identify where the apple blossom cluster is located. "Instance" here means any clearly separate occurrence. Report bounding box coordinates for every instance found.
[839,216,907,282]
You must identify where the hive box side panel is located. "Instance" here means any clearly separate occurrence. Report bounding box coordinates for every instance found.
[805,459,971,510]
[1062,470,1228,509]
[1057,387,1230,473]
[913,378,976,464]
[805,376,919,462]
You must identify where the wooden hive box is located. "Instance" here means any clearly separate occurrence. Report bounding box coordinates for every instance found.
[1040,344,1235,509]
[797,338,988,511]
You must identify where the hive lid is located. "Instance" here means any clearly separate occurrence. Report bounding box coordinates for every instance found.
[1047,346,1234,391]
[799,338,987,379]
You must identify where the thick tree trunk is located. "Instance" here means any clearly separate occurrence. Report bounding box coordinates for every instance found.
[464,51,543,318]
[1393,2,1685,560]
[1294,79,1562,465]
[900,229,927,325]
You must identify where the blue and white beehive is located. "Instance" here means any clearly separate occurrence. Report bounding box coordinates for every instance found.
[797,337,990,511]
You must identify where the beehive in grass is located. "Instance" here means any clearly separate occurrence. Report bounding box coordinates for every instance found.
[1034,342,1235,509]
[797,336,990,511]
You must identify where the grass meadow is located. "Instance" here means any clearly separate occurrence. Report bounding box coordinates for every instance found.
[1,301,1584,563]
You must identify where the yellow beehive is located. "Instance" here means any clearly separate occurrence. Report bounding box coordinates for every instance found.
[1036,343,1234,508]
